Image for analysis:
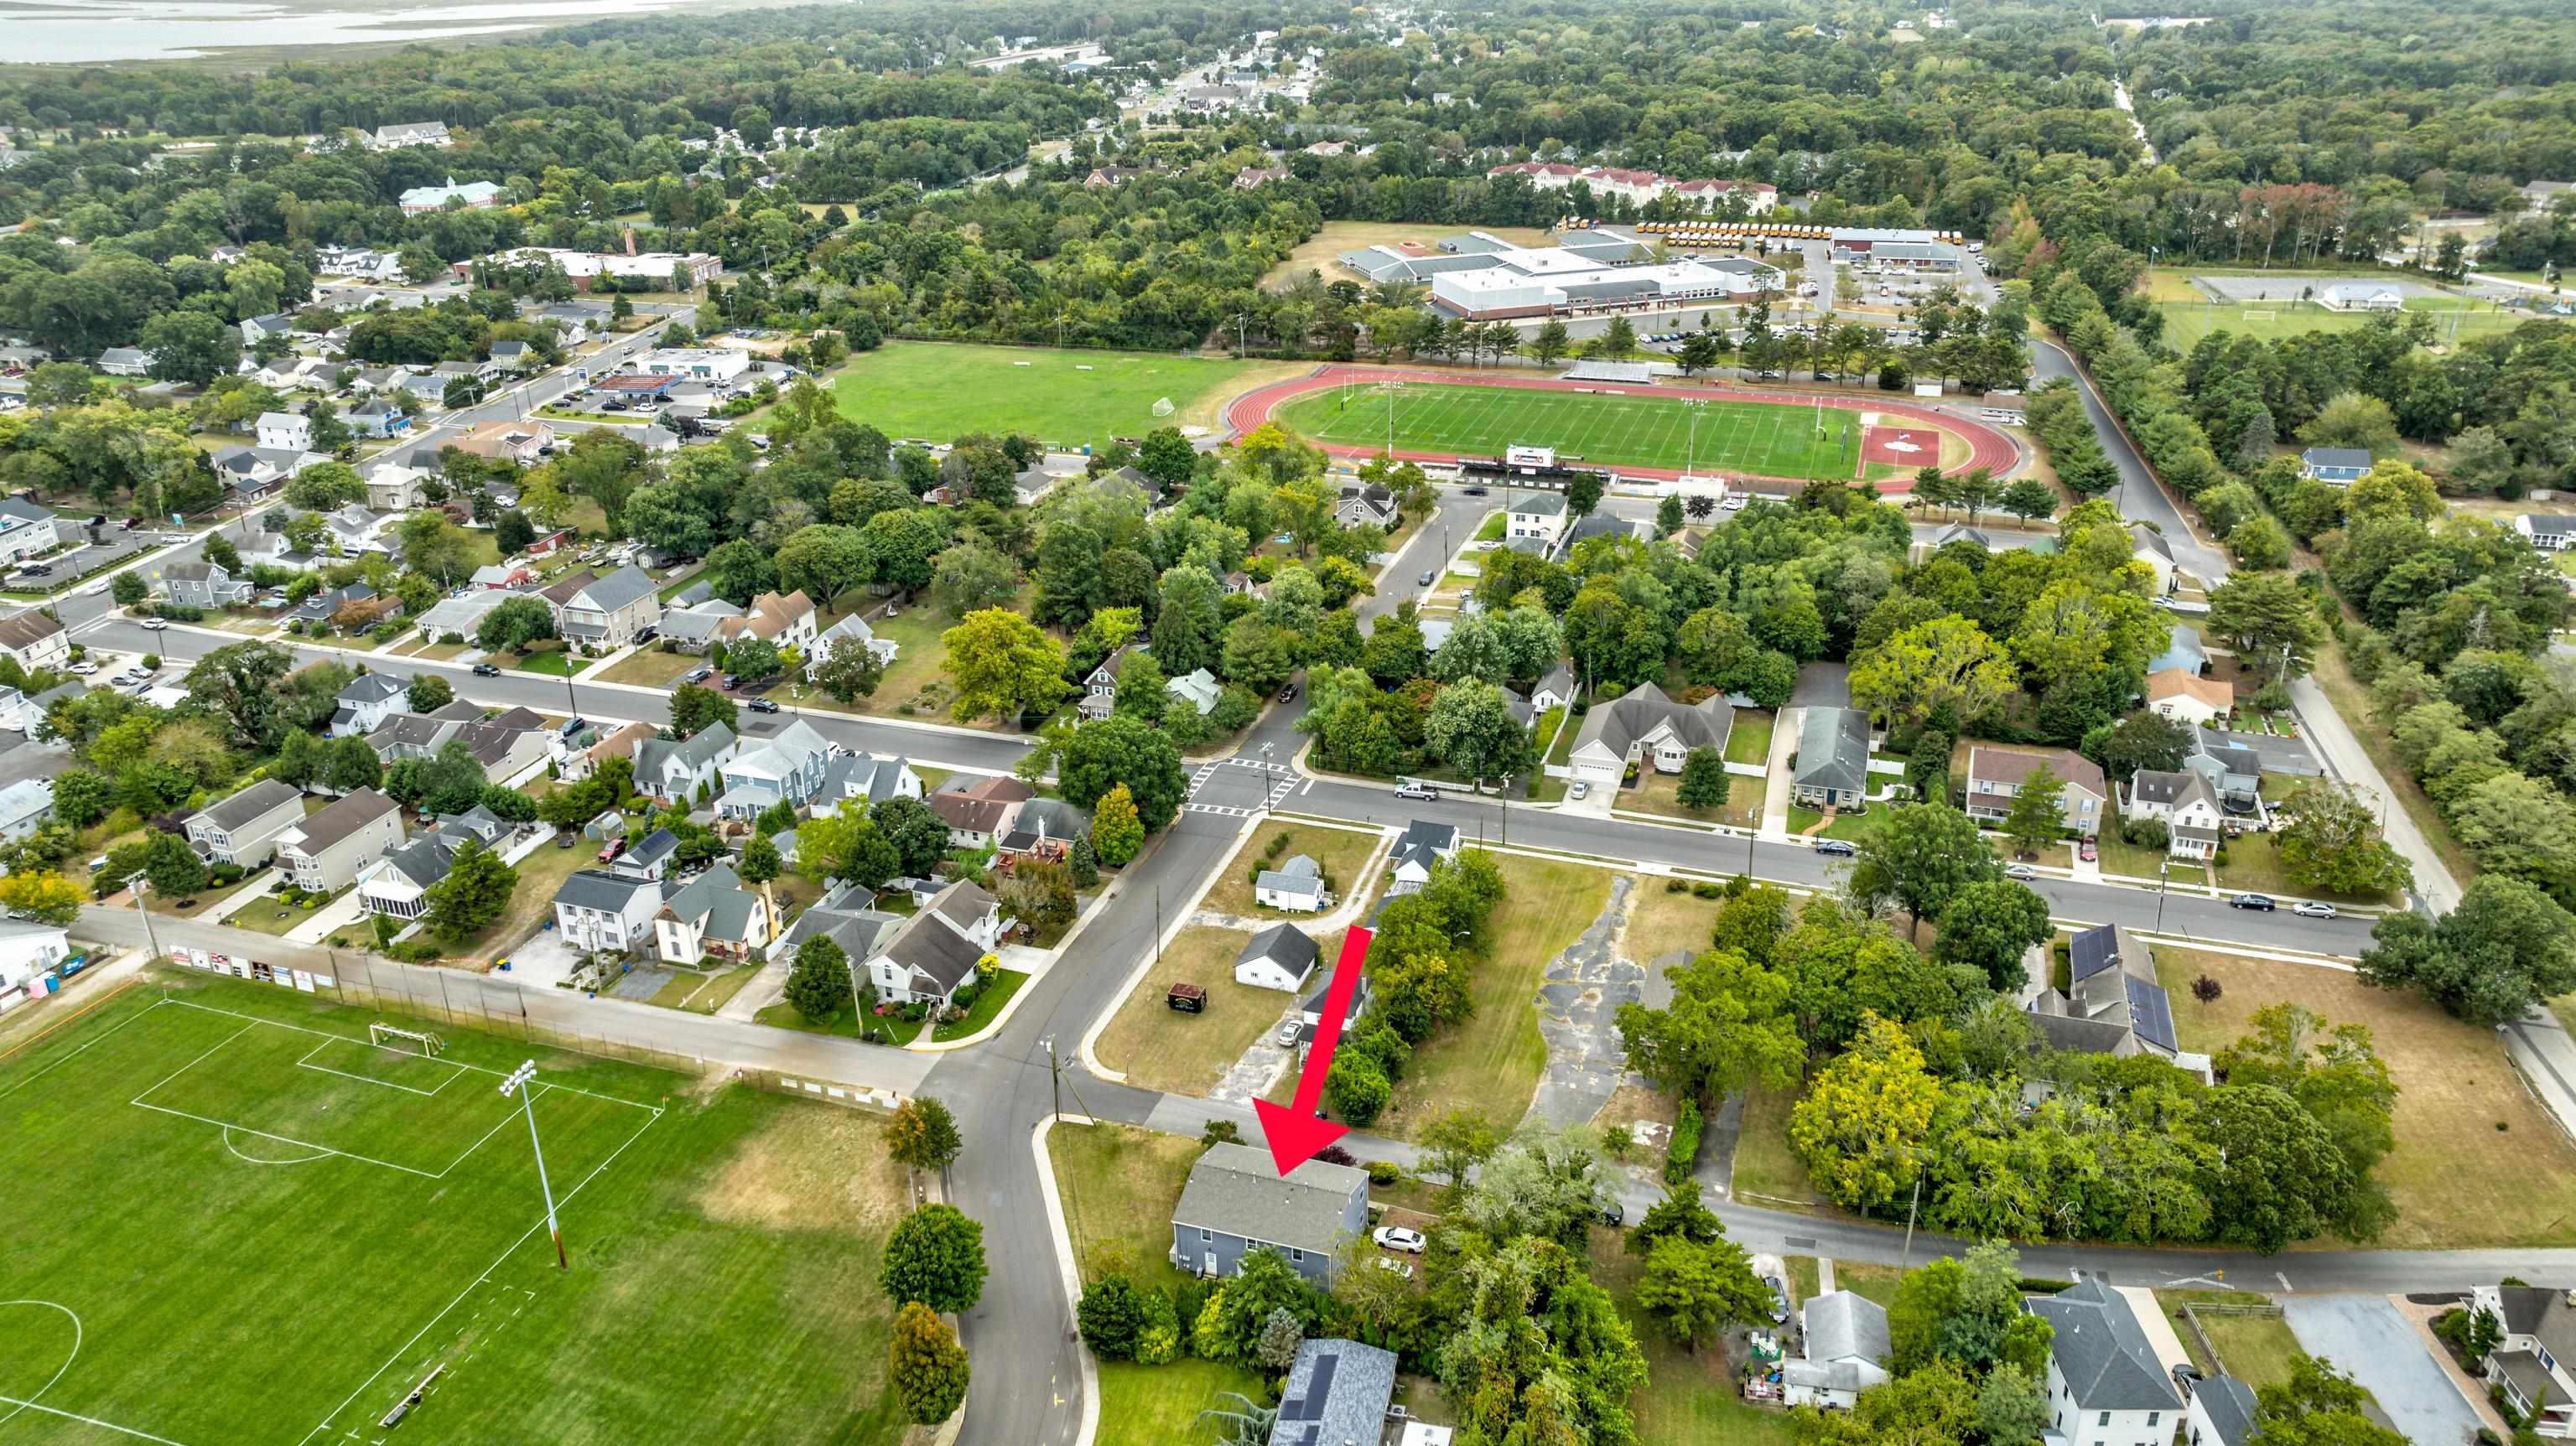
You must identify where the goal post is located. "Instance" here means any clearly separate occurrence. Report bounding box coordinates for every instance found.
[1150,396,1175,417]
[370,1022,444,1055]
[2241,309,2277,321]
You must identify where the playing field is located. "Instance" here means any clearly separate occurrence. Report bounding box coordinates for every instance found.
[820,340,1298,449]
[1270,381,1862,480]
[2154,294,2530,353]
[0,976,911,1445]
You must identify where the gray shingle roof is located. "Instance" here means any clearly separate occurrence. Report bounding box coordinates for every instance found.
[287,788,399,855]
[1803,1289,1889,1366]
[2192,1376,2258,1446]
[1569,682,1732,762]
[1392,819,1457,873]
[1172,1143,1367,1258]
[553,868,660,913]
[1509,490,1567,518]
[194,779,301,832]
[1795,706,1870,794]
[569,565,659,613]
[340,672,409,705]
[1239,921,1320,981]
[1270,1339,1397,1446]
[2024,1280,2180,1412]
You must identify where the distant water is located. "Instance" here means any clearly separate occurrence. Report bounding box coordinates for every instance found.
[0,0,704,63]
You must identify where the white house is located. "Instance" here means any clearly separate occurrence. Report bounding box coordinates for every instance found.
[2145,668,2231,728]
[551,868,662,956]
[1387,819,1460,894]
[1564,682,1730,787]
[2128,524,2174,593]
[0,918,72,994]
[1506,491,1569,547]
[183,779,304,865]
[814,613,900,666]
[0,777,52,842]
[0,500,65,568]
[634,723,740,806]
[2184,1376,2258,1446]
[1782,1290,1890,1410]
[654,860,776,964]
[0,609,68,675]
[2320,282,2402,312]
[255,412,313,452]
[2026,1280,2184,1446]
[1254,854,1330,912]
[330,671,412,738]
[1168,667,1222,717]
[2469,1283,2576,1438]
[1233,921,1320,992]
[2518,514,2576,552]
[1530,664,1577,713]
[2126,770,2224,860]
[369,121,452,149]
[865,878,1005,1006]
[98,347,153,376]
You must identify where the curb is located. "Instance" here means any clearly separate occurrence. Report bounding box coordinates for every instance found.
[1074,821,1267,1083]
[906,874,1133,1054]
[1030,1114,1103,1446]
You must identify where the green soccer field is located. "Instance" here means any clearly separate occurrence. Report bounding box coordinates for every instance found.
[1269,381,1862,480]
[818,340,1283,449]
[2153,294,2531,353]
[0,977,911,1445]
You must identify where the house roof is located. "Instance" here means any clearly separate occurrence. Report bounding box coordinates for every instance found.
[554,868,660,914]
[2302,446,2374,470]
[2192,1376,2258,1446]
[1535,663,1576,700]
[1967,744,2106,800]
[2150,623,2208,676]
[2523,514,2576,535]
[1803,1290,1890,1365]
[2130,769,2213,813]
[1269,1339,1398,1446]
[193,779,301,833]
[2148,668,2232,713]
[1255,854,1323,897]
[875,878,996,991]
[340,672,409,706]
[0,610,64,653]
[716,588,813,642]
[620,827,678,873]
[1239,921,1321,981]
[1569,682,1732,763]
[1509,490,1568,518]
[2129,523,2174,562]
[999,796,1091,852]
[564,565,658,614]
[1171,1143,1367,1257]
[1391,819,1458,874]
[1795,706,1871,793]
[284,787,399,856]
[2189,735,2262,782]
[643,721,736,777]
[2025,1279,2183,1412]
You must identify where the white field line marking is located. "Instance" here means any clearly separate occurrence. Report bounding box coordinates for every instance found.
[127,1019,258,1105]
[0,995,161,1103]
[294,1039,465,1098]
[293,1100,664,1446]
[158,998,657,1113]
[131,1100,444,1178]
[221,1125,331,1166]
[0,1300,80,1428]
[0,1396,196,1446]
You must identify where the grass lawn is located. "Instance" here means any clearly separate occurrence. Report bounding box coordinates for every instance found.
[1096,1360,1274,1445]
[849,606,961,718]
[392,639,470,661]
[2154,293,2528,354]
[1048,1119,1206,1293]
[1543,707,1579,766]
[1473,511,1506,542]
[1730,1083,1821,1210]
[1374,856,1613,1140]
[0,970,913,1445]
[1588,1234,1801,1446]
[2212,832,2397,905]
[753,1000,916,1046]
[1623,770,1760,830]
[512,648,593,678]
[1784,804,1872,842]
[1200,824,1382,920]
[1833,1262,1906,1309]
[2153,946,2576,1247]
[2093,832,2179,882]
[1093,926,1291,1096]
[436,839,593,966]
[1622,883,1722,965]
[932,968,1026,1040]
[1274,383,1865,482]
[226,886,340,937]
[597,649,702,689]
[819,341,1294,448]
[1725,711,1775,766]
[2158,1290,2303,1391]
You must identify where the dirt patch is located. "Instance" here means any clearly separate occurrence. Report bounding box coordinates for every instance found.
[697,1099,908,1234]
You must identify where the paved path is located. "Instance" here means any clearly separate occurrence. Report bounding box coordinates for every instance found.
[1761,706,1801,838]
[1528,875,1643,1128]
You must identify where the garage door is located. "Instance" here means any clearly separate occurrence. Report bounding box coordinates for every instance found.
[1571,758,1622,786]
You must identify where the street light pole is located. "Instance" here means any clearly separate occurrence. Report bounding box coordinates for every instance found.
[500,1060,568,1268]
[133,877,163,961]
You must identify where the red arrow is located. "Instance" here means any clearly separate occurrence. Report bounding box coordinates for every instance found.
[1252,925,1371,1175]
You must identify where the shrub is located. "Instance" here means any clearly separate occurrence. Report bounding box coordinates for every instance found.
[1365,1160,1400,1187]
[1690,880,1723,899]
[1664,1100,1703,1185]
[2122,816,2170,850]
[1664,878,1689,893]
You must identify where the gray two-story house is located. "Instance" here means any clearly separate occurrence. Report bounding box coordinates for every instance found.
[635,723,740,806]
[1170,1142,1370,1288]
[183,780,305,866]
[273,788,406,894]
[163,562,255,609]
[714,719,833,818]
[541,565,662,650]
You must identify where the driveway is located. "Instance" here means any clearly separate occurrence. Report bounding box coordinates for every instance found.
[1789,661,1849,709]
[2220,729,2323,776]
[2280,1295,2484,1446]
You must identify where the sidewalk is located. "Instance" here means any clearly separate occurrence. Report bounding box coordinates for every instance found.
[2504,1008,2576,1150]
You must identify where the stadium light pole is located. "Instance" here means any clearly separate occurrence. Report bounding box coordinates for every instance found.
[1683,399,1706,482]
[500,1060,569,1269]
[1384,381,1405,457]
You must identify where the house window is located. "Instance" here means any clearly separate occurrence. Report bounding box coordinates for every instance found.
[2147,1413,2158,1427]
[1290,1248,1303,1262]
[2097,1412,2109,1428]
[1200,1229,1212,1243]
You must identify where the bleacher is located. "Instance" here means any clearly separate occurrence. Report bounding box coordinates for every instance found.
[1559,360,1659,384]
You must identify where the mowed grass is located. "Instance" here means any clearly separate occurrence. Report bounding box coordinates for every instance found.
[1199,823,1384,920]
[1093,925,1291,1097]
[819,341,1296,448]
[0,973,912,1444]
[2153,946,2576,1247]
[2154,293,2528,353]
[2159,1289,2305,1391]
[1272,382,1861,481]
[1373,856,1612,1140]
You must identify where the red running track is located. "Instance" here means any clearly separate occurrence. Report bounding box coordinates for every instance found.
[1221,364,2022,494]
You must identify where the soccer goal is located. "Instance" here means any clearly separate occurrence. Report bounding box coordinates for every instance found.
[2241,309,2277,321]
[1150,396,1176,417]
[369,1022,445,1056]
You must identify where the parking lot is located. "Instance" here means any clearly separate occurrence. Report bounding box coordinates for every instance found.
[10,526,172,593]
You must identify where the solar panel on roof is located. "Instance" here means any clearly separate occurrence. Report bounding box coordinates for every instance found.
[1289,1353,1339,1419]
[2126,977,2178,1053]
[2068,925,2121,982]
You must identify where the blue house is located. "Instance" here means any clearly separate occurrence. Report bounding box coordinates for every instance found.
[2298,447,2372,486]
[348,395,411,438]
[1169,1142,1370,1287]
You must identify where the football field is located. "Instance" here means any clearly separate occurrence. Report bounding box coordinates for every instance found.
[0,977,911,1445]
[1270,381,1862,479]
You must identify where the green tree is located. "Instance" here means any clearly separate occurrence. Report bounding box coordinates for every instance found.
[668,682,737,739]
[1654,494,1685,537]
[1614,948,1805,1103]
[139,310,231,388]
[929,542,1020,617]
[878,1204,987,1314]
[724,637,785,685]
[475,596,558,655]
[1422,679,1530,783]
[325,736,384,794]
[886,1096,963,1172]
[1077,1274,1145,1360]
[2196,1083,2355,1252]
[1530,319,1571,367]
[423,837,516,942]
[1849,803,2002,937]
[1419,1107,1500,1189]
[783,935,852,1024]
[1931,879,2053,992]
[1788,1012,1939,1213]
[1675,747,1730,811]
[887,1303,969,1425]
[142,832,208,897]
[941,608,1069,723]
[110,571,147,606]
[0,870,83,926]
[2206,571,2324,683]
[808,637,886,703]
[2358,874,2576,1025]
[2252,1355,2409,1446]
[701,539,780,605]
[1999,762,2068,854]
[1849,615,2017,733]
[405,673,452,713]
[1635,1235,1768,1352]
[2296,391,2400,455]
[1998,478,2057,524]
[1058,716,1187,830]
[183,640,306,753]
[871,796,951,878]
[1089,784,1145,866]
[2273,780,2411,897]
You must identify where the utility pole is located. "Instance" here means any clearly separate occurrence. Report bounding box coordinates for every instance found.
[500,1060,567,1268]
[1899,1171,1924,1271]
[133,878,163,960]
[1043,1037,1062,1122]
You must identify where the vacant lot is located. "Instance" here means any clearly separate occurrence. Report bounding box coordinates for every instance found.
[1259,220,1555,288]
[2160,1289,2305,1391]
[1048,1119,1206,1293]
[1588,1232,1800,1446]
[1200,823,1383,920]
[597,648,701,689]
[0,972,912,1445]
[1730,1082,1822,1210]
[1092,926,1290,1096]
[1374,855,1612,1139]
[1275,382,1863,482]
[820,341,1304,448]
[2153,946,2576,1247]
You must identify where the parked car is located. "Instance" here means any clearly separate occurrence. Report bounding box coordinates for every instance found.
[2079,840,2097,862]
[1459,485,1488,495]
[746,697,780,713]
[2230,893,2277,911]
[1417,569,1439,588]
[1275,1018,1303,1046]
[2004,863,2038,880]
[157,533,190,544]
[1767,1278,1792,1324]
[1598,1200,1624,1226]
[2292,900,2337,919]
[555,832,576,849]
[683,666,714,685]
[1275,683,1297,703]
[1372,1226,1426,1254]
[1722,495,1749,511]
[138,617,168,631]
[66,661,96,676]
[1813,839,1858,858]
[596,837,626,864]
[79,582,107,597]
[1394,783,1438,801]
[471,662,501,676]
